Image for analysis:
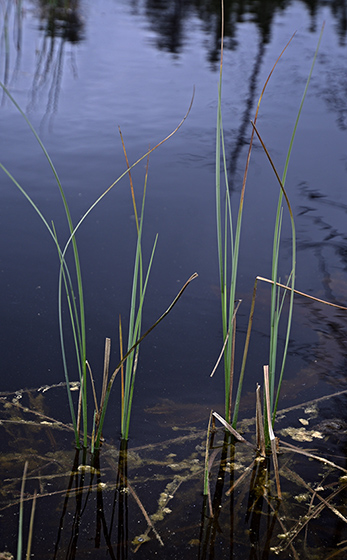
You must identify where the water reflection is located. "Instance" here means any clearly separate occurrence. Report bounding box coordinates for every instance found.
[53,443,129,559]
[1,0,346,126]
[0,1,83,122]
[2,388,347,558]
[331,0,347,45]
[37,0,83,43]
[28,1,83,122]
[0,0,23,95]
[143,0,281,63]
[141,0,346,58]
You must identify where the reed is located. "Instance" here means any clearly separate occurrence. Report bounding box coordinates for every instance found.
[0,79,194,449]
[215,1,292,427]
[119,145,157,440]
[215,0,240,425]
[267,23,324,427]
[215,0,324,442]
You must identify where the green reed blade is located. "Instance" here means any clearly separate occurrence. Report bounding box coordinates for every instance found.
[121,167,159,439]
[268,23,324,426]
[0,81,87,446]
[122,236,159,440]
[0,162,80,444]
[1,79,194,449]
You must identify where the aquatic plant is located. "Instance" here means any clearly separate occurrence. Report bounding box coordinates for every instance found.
[263,24,324,434]
[214,0,324,442]
[0,80,195,449]
[118,144,156,441]
[214,0,242,425]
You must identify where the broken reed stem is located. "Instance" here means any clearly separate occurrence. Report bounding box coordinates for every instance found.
[98,337,111,424]
[203,411,213,497]
[119,316,125,423]
[76,379,83,437]
[255,384,266,456]
[280,441,347,475]
[263,365,282,499]
[212,412,256,449]
[229,313,236,417]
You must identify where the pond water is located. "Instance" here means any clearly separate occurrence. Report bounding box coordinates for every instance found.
[1,0,347,558]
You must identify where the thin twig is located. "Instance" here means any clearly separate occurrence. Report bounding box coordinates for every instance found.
[257,275,347,310]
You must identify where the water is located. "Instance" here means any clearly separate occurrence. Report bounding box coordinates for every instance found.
[1,0,347,557]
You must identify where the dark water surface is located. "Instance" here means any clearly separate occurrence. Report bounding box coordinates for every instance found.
[1,0,347,558]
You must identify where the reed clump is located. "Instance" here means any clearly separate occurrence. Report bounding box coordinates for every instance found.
[0,79,196,450]
[212,0,326,449]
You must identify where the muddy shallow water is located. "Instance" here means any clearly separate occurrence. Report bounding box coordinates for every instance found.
[1,385,347,559]
[1,0,347,557]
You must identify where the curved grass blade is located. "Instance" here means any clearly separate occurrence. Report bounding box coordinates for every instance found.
[267,23,325,427]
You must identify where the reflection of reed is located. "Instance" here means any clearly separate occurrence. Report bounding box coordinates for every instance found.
[1,2,83,118]
[52,441,139,559]
[53,448,82,560]
[38,0,82,43]
[0,0,23,98]
[109,439,129,560]
[53,448,117,560]
[28,32,71,126]
[228,36,266,189]
[245,457,279,558]
[200,430,281,559]
[143,0,346,58]
[93,450,117,559]
[27,1,82,125]
[199,433,234,559]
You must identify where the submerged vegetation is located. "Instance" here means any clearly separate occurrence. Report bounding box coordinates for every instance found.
[2,384,347,558]
[1,1,347,558]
